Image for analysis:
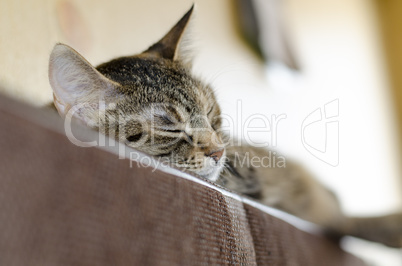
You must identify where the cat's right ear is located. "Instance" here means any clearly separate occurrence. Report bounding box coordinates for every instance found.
[143,5,196,68]
[49,44,119,121]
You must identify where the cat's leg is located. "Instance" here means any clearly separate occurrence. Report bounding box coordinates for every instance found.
[341,213,402,248]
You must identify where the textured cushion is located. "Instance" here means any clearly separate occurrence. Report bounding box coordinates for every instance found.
[0,94,365,265]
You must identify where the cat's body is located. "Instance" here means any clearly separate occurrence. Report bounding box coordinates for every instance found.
[49,6,402,248]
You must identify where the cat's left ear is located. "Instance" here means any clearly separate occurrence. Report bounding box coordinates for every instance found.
[49,44,120,123]
[143,5,195,68]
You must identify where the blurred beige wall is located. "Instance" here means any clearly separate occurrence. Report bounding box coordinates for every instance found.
[0,0,241,105]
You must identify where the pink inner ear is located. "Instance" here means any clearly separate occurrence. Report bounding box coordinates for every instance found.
[53,93,69,117]
[53,93,94,127]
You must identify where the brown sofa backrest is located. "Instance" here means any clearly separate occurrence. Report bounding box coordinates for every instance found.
[0,94,365,265]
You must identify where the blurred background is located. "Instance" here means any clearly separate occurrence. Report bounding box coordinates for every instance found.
[0,0,401,264]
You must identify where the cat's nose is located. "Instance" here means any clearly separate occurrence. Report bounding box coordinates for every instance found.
[206,149,224,163]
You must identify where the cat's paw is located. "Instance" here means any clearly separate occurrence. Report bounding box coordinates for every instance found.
[378,213,402,248]
[345,212,402,248]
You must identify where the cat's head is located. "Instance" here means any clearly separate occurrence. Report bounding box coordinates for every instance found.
[49,6,226,181]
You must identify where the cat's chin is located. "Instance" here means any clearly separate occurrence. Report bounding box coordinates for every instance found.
[197,166,222,182]
[196,156,225,182]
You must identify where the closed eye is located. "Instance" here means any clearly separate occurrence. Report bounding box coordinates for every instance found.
[162,129,193,143]
[163,129,183,133]
[155,114,175,126]
[207,107,214,116]
[126,133,143,142]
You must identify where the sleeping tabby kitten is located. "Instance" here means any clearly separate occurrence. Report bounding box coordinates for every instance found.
[48,6,402,247]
